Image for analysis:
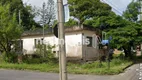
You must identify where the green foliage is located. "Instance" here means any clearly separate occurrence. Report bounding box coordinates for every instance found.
[1,52,18,63]
[0,63,59,72]
[22,54,41,64]
[22,44,57,64]
[68,0,111,24]
[0,0,41,30]
[0,4,23,56]
[67,58,132,75]
[64,19,78,27]
[123,0,140,22]
[84,12,123,29]
[108,21,137,47]
[0,58,132,75]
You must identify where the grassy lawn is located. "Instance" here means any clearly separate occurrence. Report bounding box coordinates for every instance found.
[0,59,133,75]
[67,59,133,75]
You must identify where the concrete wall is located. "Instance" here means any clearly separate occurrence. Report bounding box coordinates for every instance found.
[22,31,82,59]
[82,30,100,61]
[22,30,100,61]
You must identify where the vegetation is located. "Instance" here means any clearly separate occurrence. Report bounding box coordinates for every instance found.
[123,0,140,22]
[0,58,132,75]
[68,59,132,75]
[107,0,142,58]
[0,0,41,30]
[64,19,78,27]
[0,4,23,62]
[68,0,111,25]
[37,0,56,27]
[22,44,57,64]
[0,0,141,75]
[67,0,142,58]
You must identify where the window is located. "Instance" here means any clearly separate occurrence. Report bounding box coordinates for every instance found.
[34,39,42,48]
[87,36,92,47]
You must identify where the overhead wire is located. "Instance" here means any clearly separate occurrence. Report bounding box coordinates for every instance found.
[101,0,123,15]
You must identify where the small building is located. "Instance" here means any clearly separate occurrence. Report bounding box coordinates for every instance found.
[21,25,101,61]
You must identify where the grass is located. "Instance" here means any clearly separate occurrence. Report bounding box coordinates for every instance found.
[0,58,133,75]
[0,62,59,73]
[67,59,133,75]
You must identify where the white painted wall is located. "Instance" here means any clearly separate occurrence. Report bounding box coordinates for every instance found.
[22,31,82,59]
[65,32,82,58]
[22,30,100,60]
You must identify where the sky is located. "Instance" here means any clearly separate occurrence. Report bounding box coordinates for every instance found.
[22,0,132,15]
[101,0,132,15]
[22,0,68,21]
[22,0,67,7]
[22,0,133,20]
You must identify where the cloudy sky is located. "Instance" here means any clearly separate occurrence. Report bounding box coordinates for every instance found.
[22,0,132,14]
[22,0,67,7]
[22,0,133,17]
[103,0,132,15]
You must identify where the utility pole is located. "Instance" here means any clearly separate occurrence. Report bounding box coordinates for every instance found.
[18,10,22,63]
[57,0,67,80]
[42,2,45,57]
[19,10,22,52]
[42,2,45,39]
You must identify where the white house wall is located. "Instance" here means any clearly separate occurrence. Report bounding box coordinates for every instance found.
[65,32,82,59]
[22,38,35,54]
[22,31,82,59]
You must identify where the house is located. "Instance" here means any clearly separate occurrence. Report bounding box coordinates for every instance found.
[21,25,102,61]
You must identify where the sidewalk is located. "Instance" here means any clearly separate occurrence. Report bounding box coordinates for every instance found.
[110,63,140,80]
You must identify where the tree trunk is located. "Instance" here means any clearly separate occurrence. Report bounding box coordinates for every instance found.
[122,46,132,58]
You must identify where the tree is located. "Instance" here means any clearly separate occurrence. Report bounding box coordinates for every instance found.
[107,20,138,57]
[0,0,41,30]
[68,0,111,24]
[84,12,124,29]
[0,4,22,59]
[123,0,140,22]
[38,0,56,27]
[67,0,142,58]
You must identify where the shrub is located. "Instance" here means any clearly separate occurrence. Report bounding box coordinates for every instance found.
[22,44,58,64]
[2,52,18,63]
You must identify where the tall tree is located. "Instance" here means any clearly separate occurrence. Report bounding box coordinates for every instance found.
[68,0,111,24]
[0,0,41,30]
[107,20,138,57]
[38,0,56,27]
[123,0,140,22]
[0,4,22,54]
[67,0,142,58]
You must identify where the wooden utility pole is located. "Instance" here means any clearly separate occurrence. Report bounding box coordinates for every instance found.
[42,2,45,58]
[57,0,67,80]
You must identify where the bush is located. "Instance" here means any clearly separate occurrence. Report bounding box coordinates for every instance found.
[0,54,5,63]
[2,52,18,63]
[81,61,104,69]
[22,54,41,64]
[22,44,58,64]
[37,44,58,63]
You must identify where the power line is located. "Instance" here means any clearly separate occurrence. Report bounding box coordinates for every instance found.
[102,0,123,15]
[104,0,123,15]
[106,0,124,12]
